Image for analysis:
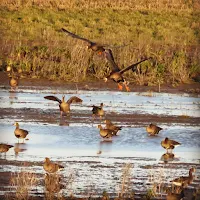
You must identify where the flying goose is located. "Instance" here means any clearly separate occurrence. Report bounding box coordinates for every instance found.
[171,167,196,187]
[43,157,64,173]
[92,103,104,119]
[161,137,181,153]
[146,123,162,136]
[62,28,106,55]
[104,119,122,135]
[14,122,29,143]
[104,49,149,92]
[97,125,113,140]
[44,95,82,117]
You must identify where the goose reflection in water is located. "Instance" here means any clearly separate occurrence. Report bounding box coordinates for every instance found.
[160,153,175,163]
[14,143,27,157]
[97,140,113,155]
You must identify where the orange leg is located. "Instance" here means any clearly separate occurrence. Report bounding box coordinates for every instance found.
[118,83,123,90]
[124,83,130,92]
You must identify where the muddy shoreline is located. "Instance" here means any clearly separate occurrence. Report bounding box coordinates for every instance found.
[1,71,200,94]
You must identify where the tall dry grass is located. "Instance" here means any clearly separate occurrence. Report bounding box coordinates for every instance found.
[0,0,199,11]
[5,170,38,200]
[0,0,199,86]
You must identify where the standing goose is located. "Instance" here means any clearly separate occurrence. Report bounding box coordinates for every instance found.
[9,76,18,90]
[161,137,181,153]
[44,95,82,117]
[43,157,64,173]
[62,28,106,55]
[104,119,122,135]
[97,125,113,140]
[14,122,29,143]
[146,123,162,136]
[92,103,104,119]
[104,49,149,92]
[171,167,196,187]
[0,143,14,156]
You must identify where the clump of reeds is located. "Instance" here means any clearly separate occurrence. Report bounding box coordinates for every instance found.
[147,166,167,198]
[117,163,134,199]
[44,168,75,200]
[6,169,38,200]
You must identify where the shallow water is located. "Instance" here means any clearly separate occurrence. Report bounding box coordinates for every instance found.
[0,88,199,117]
[0,88,200,197]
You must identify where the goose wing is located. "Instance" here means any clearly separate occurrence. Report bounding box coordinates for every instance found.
[44,96,62,104]
[170,139,181,146]
[119,58,149,74]
[62,28,94,46]
[67,96,83,104]
[105,49,120,72]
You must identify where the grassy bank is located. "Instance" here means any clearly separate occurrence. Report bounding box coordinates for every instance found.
[0,0,199,86]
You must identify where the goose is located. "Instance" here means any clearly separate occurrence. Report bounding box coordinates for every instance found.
[97,125,113,140]
[62,28,106,55]
[92,103,104,119]
[104,49,149,92]
[172,167,196,187]
[9,76,18,90]
[104,119,122,135]
[146,123,162,136]
[43,157,64,173]
[161,137,181,153]
[44,95,82,117]
[0,143,14,155]
[14,122,29,143]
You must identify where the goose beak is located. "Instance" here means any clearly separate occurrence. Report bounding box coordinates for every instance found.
[103,77,108,82]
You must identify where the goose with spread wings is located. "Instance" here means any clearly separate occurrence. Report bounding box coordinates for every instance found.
[62,28,106,55]
[104,49,149,92]
[44,95,82,117]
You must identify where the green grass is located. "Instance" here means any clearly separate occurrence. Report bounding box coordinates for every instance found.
[0,0,199,85]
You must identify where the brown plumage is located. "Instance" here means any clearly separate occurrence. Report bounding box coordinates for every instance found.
[172,168,196,187]
[146,123,162,136]
[104,119,122,135]
[92,103,104,119]
[97,125,113,140]
[14,122,29,143]
[161,137,181,153]
[62,28,106,55]
[104,49,149,92]
[43,157,64,173]
[44,95,83,116]
[9,77,18,90]
[166,190,184,200]
[0,143,14,154]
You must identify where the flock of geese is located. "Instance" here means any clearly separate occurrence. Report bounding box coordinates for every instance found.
[0,28,197,199]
